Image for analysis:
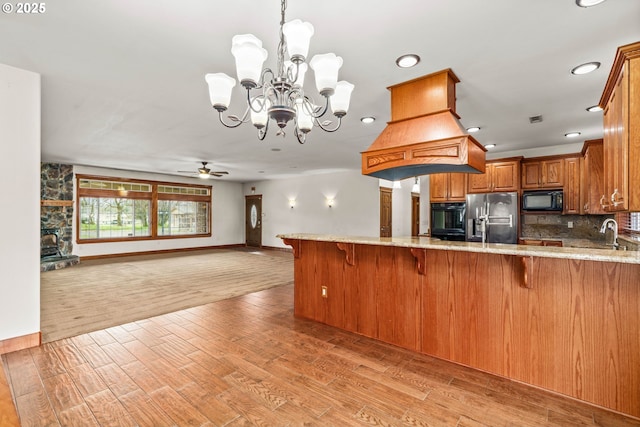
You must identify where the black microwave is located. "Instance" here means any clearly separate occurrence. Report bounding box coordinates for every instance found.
[521,190,563,211]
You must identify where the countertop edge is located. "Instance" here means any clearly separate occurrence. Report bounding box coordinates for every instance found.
[277,234,640,265]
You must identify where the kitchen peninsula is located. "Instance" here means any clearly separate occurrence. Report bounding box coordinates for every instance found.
[279,233,640,419]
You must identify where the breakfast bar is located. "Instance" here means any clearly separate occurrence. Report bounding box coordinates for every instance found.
[279,233,640,418]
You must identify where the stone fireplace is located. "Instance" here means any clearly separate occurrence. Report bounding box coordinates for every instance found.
[41,163,79,271]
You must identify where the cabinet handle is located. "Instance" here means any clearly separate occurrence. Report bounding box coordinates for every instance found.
[600,194,610,209]
[611,188,624,207]
[584,203,589,212]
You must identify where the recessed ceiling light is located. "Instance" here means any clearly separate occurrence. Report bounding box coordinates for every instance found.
[395,54,420,68]
[571,62,600,75]
[466,126,481,133]
[361,116,376,124]
[586,105,603,112]
[575,0,607,7]
[484,144,496,149]
[565,132,581,138]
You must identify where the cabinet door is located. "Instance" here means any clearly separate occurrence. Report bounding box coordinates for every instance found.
[543,159,564,188]
[492,161,520,192]
[448,173,467,201]
[563,157,580,214]
[429,173,449,202]
[583,141,605,214]
[467,168,492,193]
[603,65,628,211]
[521,162,542,189]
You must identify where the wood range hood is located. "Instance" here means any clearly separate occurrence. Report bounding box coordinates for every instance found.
[361,69,486,181]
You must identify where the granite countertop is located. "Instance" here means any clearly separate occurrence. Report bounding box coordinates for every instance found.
[277,233,640,265]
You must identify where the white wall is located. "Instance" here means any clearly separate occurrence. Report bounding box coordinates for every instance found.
[73,165,244,257]
[243,170,382,248]
[0,63,41,341]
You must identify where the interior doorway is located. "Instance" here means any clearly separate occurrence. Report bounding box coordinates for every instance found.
[380,187,392,237]
[411,193,420,236]
[245,195,262,247]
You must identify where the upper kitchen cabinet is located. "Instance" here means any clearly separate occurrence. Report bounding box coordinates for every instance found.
[467,157,521,193]
[521,157,564,189]
[430,173,467,202]
[581,139,605,214]
[600,41,640,212]
[563,156,581,215]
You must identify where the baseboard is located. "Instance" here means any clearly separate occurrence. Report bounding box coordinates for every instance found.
[260,245,293,253]
[79,244,246,261]
[0,332,41,355]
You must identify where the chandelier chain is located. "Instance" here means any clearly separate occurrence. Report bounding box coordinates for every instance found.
[277,0,288,79]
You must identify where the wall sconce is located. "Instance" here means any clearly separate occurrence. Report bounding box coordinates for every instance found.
[289,199,296,209]
[411,177,420,193]
[326,198,335,208]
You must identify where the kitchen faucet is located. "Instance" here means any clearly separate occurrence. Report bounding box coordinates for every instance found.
[600,218,619,249]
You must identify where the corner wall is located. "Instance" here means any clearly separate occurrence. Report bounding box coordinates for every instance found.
[0,63,41,345]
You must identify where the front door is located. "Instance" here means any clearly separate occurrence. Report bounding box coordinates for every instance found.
[245,195,262,247]
[380,187,392,237]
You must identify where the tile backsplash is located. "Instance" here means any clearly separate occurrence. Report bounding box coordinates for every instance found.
[521,214,613,241]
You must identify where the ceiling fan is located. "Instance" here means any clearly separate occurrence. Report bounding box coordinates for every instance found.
[178,162,229,178]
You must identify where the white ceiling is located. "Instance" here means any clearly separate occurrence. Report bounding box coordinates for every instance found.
[1,0,639,182]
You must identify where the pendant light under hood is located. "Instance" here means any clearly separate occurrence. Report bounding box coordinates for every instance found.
[361,69,486,181]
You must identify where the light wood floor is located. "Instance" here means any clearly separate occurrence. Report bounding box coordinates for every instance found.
[3,283,640,426]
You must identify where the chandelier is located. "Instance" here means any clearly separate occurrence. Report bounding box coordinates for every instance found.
[205,0,354,144]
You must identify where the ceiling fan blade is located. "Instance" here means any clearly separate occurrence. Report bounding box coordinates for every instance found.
[211,171,229,175]
[177,170,196,173]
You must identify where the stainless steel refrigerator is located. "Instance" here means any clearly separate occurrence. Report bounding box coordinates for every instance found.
[466,192,518,244]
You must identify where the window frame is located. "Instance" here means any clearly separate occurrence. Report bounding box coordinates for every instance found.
[76,174,212,244]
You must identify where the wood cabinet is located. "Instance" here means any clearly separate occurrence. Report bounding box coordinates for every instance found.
[600,41,640,212]
[521,157,564,189]
[581,139,605,214]
[563,156,581,214]
[429,173,467,202]
[467,158,521,193]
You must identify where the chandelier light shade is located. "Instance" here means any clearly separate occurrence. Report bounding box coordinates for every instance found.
[204,0,353,143]
[205,73,236,110]
[331,81,355,115]
[282,19,314,60]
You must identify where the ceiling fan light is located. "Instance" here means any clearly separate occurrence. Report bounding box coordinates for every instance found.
[283,19,314,62]
[330,81,355,115]
[205,73,236,110]
[198,172,210,179]
[231,34,268,87]
[295,99,314,132]
[309,53,343,96]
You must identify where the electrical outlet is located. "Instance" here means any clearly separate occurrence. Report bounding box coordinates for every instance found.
[321,286,328,298]
[568,221,574,229]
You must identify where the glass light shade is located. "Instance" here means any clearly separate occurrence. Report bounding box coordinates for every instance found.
[284,61,308,86]
[282,19,314,60]
[231,34,268,86]
[295,99,314,132]
[309,53,343,95]
[205,73,236,109]
[250,97,270,128]
[330,81,354,115]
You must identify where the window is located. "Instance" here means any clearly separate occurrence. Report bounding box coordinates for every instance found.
[616,212,640,235]
[77,176,211,243]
